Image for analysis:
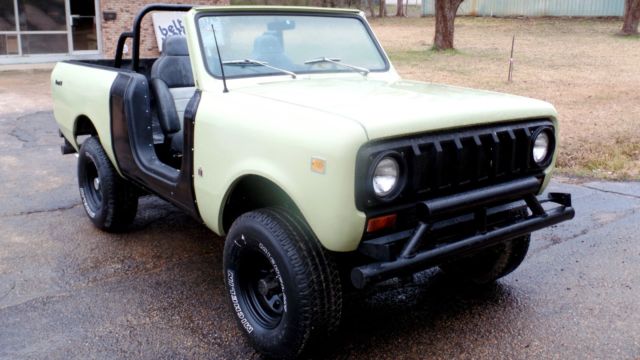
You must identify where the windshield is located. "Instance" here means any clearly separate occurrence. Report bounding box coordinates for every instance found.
[197,14,388,78]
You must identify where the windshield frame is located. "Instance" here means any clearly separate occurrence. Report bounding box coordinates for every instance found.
[194,11,390,80]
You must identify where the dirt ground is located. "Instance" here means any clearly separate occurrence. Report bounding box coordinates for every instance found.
[370,16,640,180]
[0,70,52,114]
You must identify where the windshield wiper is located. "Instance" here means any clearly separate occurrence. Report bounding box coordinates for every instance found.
[304,57,370,77]
[222,59,297,79]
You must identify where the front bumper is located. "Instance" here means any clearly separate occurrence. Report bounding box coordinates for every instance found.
[351,177,575,289]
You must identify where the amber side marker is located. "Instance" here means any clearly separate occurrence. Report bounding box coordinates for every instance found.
[366,214,397,233]
[310,157,326,174]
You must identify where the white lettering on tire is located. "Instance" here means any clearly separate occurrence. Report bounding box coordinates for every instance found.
[79,187,96,218]
[227,269,254,334]
[80,152,97,218]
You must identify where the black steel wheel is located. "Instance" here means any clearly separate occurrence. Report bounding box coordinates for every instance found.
[223,207,342,359]
[77,137,138,232]
[80,154,103,213]
[237,248,285,329]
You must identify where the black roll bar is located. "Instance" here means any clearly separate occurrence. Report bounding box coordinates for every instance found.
[114,4,194,71]
[114,31,133,69]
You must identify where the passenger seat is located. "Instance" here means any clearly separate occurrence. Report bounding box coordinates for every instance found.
[150,36,195,156]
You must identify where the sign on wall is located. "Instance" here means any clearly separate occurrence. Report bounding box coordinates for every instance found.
[152,12,187,51]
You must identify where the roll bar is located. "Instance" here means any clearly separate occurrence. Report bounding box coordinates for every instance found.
[114,4,194,71]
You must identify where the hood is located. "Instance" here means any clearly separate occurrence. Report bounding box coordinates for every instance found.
[235,78,558,140]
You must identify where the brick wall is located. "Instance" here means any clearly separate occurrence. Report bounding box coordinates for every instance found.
[99,0,229,59]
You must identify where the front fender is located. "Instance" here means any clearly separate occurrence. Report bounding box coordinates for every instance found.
[193,90,369,252]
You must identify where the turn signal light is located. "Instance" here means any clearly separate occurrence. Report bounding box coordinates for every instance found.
[310,157,326,174]
[366,214,397,233]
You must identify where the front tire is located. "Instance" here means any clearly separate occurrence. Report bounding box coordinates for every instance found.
[223,207,342,359]
[77,137,138,232]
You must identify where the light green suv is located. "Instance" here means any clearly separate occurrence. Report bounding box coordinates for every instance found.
[51,4,574,358]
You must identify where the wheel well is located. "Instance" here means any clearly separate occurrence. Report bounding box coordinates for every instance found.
[74,115,97,145]
[222,175,298,233]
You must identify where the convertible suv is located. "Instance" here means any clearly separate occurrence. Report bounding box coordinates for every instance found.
[51,5,574,358]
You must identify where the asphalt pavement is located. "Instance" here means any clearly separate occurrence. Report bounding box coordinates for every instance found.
[1,109,639,359]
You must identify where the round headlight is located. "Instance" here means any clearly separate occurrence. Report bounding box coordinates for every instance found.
[372,157,399,197]
[532,130,551,165]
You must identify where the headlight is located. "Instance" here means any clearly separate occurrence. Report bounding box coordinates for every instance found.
[532,129,553,165]
[372,157,399,197]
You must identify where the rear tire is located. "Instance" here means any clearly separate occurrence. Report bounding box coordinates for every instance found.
[439,234,530,285]
[223,207,342,359]
[77,137,138,232]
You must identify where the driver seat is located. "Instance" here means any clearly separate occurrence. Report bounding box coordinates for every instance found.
[251,31,294,69]
[150,36,195,156]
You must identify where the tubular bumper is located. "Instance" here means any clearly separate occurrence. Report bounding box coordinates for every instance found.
[351,178,575,289]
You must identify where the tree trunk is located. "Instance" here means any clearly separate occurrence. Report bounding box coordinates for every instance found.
[366,0,376,17]
[433,0,464,50]
[621,0,640,35]
[379,0,387,17]
[396,0,406,17]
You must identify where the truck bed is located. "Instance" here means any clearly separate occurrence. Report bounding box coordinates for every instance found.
[66,58,157,79]
[51,58,161,167]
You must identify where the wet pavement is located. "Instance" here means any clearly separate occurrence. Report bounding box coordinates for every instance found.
[1,73,639,359]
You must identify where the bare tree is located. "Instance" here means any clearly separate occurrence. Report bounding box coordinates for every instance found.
[433,0,464,50]
[621,0,640,35]
[378,0,387,17]
[396,0,406,17]
[366,0,375,17]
